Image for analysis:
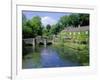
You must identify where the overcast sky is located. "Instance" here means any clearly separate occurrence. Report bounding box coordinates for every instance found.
[22,11,70,27]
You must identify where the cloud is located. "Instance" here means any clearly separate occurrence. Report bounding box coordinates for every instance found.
[41,16,57,27]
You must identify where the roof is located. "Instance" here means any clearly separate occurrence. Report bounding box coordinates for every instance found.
[63,26,89,32]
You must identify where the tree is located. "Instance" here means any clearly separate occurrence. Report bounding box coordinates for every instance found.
[79,14,89,26]
[46,24,51,32]
[58,13,89,28]
[22,26,32,38]
[22,13,27,27]
[68,14,80,27]
[58,14,80,28]
[50,24,61,35]
[22,16,43,38]
[30,16,42,37]
[50,25,57,35]
[42,24,52,37]
[22,14,33,38]
[59,15,69,28]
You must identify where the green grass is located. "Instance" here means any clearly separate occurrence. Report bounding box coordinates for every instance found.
[52,41,89,66]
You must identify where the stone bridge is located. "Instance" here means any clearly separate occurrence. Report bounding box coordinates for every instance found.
[23,37,53,46]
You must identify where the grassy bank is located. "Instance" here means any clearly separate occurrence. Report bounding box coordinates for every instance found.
[52,41,89,66]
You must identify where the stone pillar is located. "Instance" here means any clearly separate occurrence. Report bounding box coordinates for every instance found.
[78,25,80,28]
[32,38,35,47]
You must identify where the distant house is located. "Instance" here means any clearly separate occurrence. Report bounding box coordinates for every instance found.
[60,26,89,41]
[63,26,89,32]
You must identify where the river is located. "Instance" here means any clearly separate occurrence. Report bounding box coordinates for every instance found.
[22,44,88,69]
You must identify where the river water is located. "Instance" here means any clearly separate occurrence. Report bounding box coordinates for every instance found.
[22,45,87,69]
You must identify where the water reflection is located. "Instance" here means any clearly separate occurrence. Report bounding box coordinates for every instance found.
[22,44,89,69]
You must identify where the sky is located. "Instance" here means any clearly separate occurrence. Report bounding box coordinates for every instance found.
[22,11,71,27]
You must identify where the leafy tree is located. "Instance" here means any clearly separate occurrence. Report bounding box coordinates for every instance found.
[30,16,42,37]
[22,16,43,38]
[79,14,89,26]
[46,24,51,32]
[58,13,89,28]
[42,24,51,38]
[49,24,59,35]
[43,28,48,37]
[22,13,27,27]
[22,26,32,38]
[49,25,56,35]
[68,14,80,27]
[22,14,33,38]
[59,15,69,28]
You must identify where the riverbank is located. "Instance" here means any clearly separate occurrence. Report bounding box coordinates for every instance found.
[52,42,89,66]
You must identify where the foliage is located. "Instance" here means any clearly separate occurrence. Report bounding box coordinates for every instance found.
[59,30,89,44]
[30,16,42,37]
[22,13,89,38]
[68,14,80,27]
[79,14,89,26]
[22,13,89,66]
[22,16,43,38]
[22,13,27,27]
[59,15,69,28]
[53,41,89,66]
[46,24,51,31]
[22,26,33,38]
